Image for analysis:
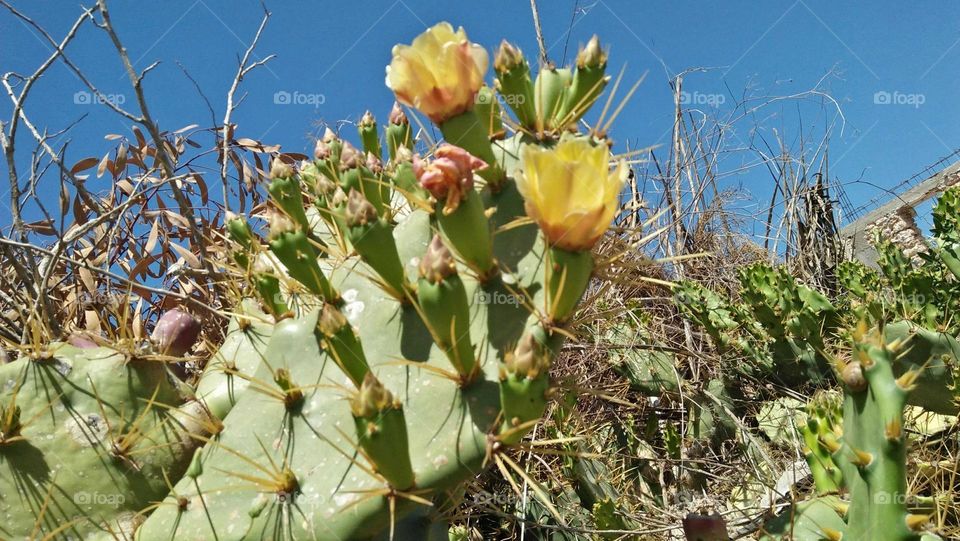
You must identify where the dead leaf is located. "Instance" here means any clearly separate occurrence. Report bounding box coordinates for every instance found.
[169,242,200,268]
[144,219,160,253]
[70,157,99,174]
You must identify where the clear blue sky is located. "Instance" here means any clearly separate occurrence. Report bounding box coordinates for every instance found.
[2,0,959,232]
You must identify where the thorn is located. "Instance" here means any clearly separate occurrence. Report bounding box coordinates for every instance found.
[896,369,919,392]
[820,527,843,541]
[850,448,873,467]
[852,319,868,341]
[856,346,876,368]
[887,337,906,353]
[819,433,841,454]
[885,418,903,441]
[905,513,931,531]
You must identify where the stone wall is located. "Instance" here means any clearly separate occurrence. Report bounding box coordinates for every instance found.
[866,206,928,264]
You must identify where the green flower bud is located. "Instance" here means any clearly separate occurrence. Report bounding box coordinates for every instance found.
[350,373,414,489]
[493,40,536,129]
[386,102,413,161]
[498,326,552,444]
[339,141,361,170]
[389,102,408,125]
[359,110,376,128]
[350,372,398,418]
[575,35,607,69]
[344,189,406,299]
[314,139,332,160]
[316,302,369,386]
[494,39,525,73]
[417,234,476,381]
[358,110,382,158]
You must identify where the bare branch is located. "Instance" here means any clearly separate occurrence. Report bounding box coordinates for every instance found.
[221,4,273,210]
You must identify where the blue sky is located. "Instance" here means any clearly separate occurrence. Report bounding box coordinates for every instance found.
[1,0,959,232]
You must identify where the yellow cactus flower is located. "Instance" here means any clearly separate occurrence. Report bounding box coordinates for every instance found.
[517,139,626,251]
[386,22,488,124]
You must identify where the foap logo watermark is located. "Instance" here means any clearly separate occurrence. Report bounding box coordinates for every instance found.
[471,490,520,506]
[475,91,526,107]
[80,291,128,307]
[74,490,125,508]
[873,90,925,108]
[476,290,521,307]
[873,491,952,505]
[679,90,725,107]
[274,90,326,107]
[73,90,126,106]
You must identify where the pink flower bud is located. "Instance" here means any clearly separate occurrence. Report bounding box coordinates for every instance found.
[388,102,408,125]
[413,144,486,214]
[339,141,361,169]
[365,152,383,174]
[314,139,332,160]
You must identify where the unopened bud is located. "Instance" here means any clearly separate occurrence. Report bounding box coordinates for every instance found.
[576,35,606,69]
[267,207,296,239]
[270,159,294,180]
[316,174,337,197]
[359,110,376,128]
[345,189,378,228]
[365,152,382,174]
[340,141,361,169]
[351,372,397,418]
[317,303,348,337]
[322,127,338,143]
[418,234,456,283]
[330,187,348,208]
[494,40,525,73]
[314,139,332,160]
[395,146,413,163]
[505,331,550,379]
[842,362,867,392]
[389,102,408,125]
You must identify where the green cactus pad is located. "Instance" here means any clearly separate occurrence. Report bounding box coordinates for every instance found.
[136,171,556,539]
[0,345,201,538]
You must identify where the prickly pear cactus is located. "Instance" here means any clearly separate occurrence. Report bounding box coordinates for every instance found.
[675,263,836,385]
[798,393,843,495]
[763,321,943,540]
[134,23,625,540]
[0,339,215,539]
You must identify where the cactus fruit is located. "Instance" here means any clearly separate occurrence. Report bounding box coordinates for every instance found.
[151,309,202,357]
[682,513,730,541]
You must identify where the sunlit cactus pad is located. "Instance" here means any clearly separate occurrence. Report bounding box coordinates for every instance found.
[0,345,195,538]
[136,176,560,538]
